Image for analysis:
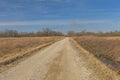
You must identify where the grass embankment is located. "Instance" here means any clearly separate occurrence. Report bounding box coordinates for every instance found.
[0,37,63,72]
[72,37,120,80]
[74,36,120,63]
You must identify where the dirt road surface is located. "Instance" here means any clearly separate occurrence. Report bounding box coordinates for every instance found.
[0,38,99,80]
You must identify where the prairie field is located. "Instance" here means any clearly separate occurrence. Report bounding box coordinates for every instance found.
[74,36,120,71]
[0,37,62,63]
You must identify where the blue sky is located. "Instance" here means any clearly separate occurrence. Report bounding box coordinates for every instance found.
[0,0,120,33]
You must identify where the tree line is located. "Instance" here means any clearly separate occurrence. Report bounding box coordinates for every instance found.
[0,28,120,37]
[67,30,120,37]
[0,28,64,37]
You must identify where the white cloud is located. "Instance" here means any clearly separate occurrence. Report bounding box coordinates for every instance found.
[0,19,115,26]
[0,20,70,26]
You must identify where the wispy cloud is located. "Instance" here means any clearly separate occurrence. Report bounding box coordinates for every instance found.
[0,19,116,26]
[0,20,70,26]
[0,19,120,32]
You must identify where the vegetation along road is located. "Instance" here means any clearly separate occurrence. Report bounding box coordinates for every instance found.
[0,38,119,80]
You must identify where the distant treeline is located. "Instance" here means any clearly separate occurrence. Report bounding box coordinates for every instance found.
[67,30,120,37]
[0,28,64,37]
[0,28,120,37]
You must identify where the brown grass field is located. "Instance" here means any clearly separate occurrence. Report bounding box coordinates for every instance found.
[0,37,63,64]
[74,36,120,72]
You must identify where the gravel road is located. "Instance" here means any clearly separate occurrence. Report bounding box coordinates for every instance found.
[0,38,99,80]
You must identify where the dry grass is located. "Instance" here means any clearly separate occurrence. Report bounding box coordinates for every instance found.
[74,36,120,63]
[71,38,120,80]
[0,37,63,64]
